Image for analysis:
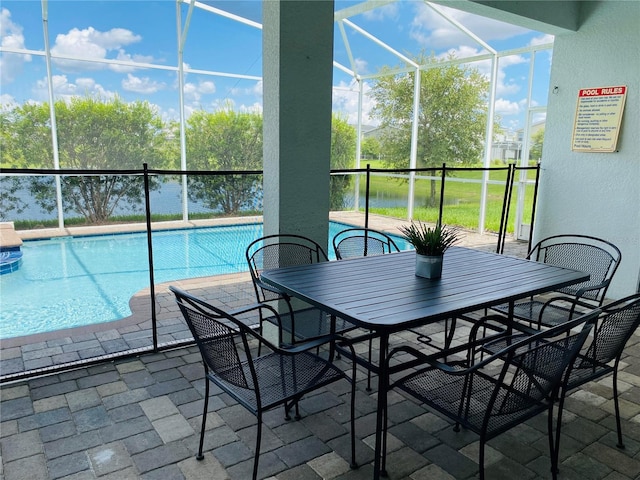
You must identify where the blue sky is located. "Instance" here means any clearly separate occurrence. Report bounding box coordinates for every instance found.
[0,1,553,134]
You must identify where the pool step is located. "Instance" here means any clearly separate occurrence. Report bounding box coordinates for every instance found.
[0,222,23,274]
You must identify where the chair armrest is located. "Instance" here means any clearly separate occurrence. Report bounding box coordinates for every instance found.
[275,334,338,354]
[600,293,640,313]
[575,279,610,300]
[467,314,535,346]
[229,302,279,318]
[538,295,596,322]
[387,345,467,374]
[235,302,339,354]
[388,333,529,377]
[255,277,289,300]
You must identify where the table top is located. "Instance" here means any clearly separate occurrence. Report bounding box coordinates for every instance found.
[260,247,590,332]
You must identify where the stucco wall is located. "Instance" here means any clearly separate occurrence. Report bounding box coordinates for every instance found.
[536,1,640,298]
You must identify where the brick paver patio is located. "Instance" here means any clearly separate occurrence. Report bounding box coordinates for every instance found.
[2,318,639,479]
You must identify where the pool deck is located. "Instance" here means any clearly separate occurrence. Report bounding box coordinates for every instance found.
[2,214,640,479]
[0,222,23,249]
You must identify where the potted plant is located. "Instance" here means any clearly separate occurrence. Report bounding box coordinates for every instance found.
[399,221,460,278]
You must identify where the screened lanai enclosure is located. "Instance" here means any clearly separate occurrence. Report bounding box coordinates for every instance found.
[1,0,552,233]
[1,0,553,378]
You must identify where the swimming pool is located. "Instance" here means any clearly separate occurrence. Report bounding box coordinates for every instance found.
[0,223,410,339]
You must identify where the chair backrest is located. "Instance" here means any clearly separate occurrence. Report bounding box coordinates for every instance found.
[487,309,598,419]
[528,234,621,303]
[571,293,640,382]
[333,227,400,260]
[246,234,329,302]
[170,286,255,391]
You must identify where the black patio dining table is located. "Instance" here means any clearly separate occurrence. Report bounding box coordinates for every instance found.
[260,247,590,479]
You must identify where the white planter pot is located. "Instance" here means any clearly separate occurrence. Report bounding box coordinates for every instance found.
[415,254,443,279]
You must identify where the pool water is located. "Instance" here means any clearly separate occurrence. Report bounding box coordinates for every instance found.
[0,223,410,339]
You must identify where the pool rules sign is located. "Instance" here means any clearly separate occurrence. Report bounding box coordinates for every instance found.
[572,86,627,152]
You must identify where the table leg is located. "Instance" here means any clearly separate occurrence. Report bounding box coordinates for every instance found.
[373,332,389,479]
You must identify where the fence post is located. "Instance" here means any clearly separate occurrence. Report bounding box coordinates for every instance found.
[365,164,370,229]
[528,162,541,252]
[438,163,446,226]
[143,163,158,351]
[497,163,515,254]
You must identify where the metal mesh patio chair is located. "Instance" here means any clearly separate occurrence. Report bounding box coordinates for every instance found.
[384,309,599,480]
[470,294,640,473]
[556,293,640,452]
[246,234,357,346]
[170,286,357,480]
[492,234,621,328]
[332,227,401,390]
[332,227,400,260]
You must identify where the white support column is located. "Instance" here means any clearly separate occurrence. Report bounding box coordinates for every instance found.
[42,1,64,229]
[354,79,363,212]
[262,1,334,245]
[407,66,421,220]
[176,0,195,222]
[479,54,498,234]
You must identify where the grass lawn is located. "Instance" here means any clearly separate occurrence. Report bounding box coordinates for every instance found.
[353,162,537,233]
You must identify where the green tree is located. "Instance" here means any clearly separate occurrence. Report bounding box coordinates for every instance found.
[184,109,263,215]
[330,114,357,210]
[0,106,42,220]
[0,103,53,168]
[1,96,172,223]
[370,53,499,204]
[529,127,544,162]
[361,136,381,160]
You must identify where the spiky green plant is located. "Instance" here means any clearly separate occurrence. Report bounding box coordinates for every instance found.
[399,222,460,256]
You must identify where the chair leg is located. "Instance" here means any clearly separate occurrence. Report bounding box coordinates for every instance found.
[478,438,486,480]
[197,380,210,460]
[253,415,262,480]
[444,317,457,350]
[381,394,388,476]
[613,369,625,449]
[349,356,358,469]
[549,400,560,477]
[367,336,373,391]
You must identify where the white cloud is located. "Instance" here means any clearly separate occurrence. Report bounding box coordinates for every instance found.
[354,58,369,75]
[436,46,527,97]
[183,80,217,104]
[439,45,488,62]
[363,2,400,21]
[122,73,165,94]
[494,98,520,116]
[239,102,262,114]
[50,26,148,72]
[410,3,531,50]
[252,80,262,97]
[33,74,115,102]
[0,8,32,84]
[332,80,379,126]
[198,81,216,94]
[109,49,155,73]
[228,80,263,99]
[0,93,17,110]
[496,54,528,96]
[530,34,555,46]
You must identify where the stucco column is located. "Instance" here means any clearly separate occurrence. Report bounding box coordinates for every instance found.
[262,0,334,246]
